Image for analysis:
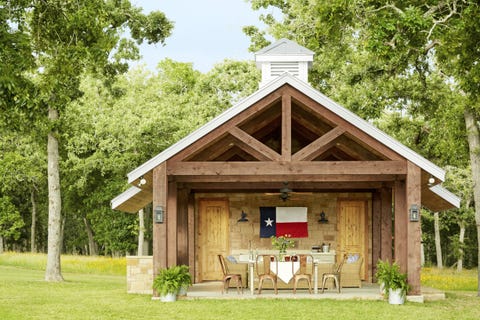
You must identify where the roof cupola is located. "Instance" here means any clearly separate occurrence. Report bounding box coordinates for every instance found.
[255,38,314,87]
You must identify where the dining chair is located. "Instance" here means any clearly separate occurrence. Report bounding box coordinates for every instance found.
[218,254,243,294]
[292,254,313,294]
[256,254,278,294]
[321,253,347,293]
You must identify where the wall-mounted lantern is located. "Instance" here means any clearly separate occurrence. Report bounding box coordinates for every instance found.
[318,211,328,224]
[409,204,419,222]
[237,211,249,222]
[154,205,165,224]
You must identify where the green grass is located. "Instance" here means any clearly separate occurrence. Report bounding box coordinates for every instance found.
[421,267,478,291]
[0,251,126,275]
[1,253,479,320]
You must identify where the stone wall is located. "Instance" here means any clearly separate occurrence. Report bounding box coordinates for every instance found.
[126,256,153,294]
[196,192,371,261]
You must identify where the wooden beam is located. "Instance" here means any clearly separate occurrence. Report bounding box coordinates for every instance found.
[187,192,195,281]
[229,126,281,161]
[167,161,407,176]
[407,161,422,295]
[372,190,382,280]
[177,188,189,265]
[172,174,402,183]
[281,94,292,160]
[167,181,177,267]
[290,88,404,161]
[394,180,408,273]
[181,181,386,190]
[152,163,167,286]
[169,90,283,163]
[292,126,346,161]
[380,187,393,263]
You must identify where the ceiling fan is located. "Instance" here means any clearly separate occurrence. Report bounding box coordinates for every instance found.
[279,181,292,201]
[264,181,311,201]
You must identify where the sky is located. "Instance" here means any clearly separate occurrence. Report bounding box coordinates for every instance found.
[131,0,275,73]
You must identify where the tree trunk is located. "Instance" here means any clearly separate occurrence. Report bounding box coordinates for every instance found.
[457,222,465,272]
[83,217,97,256]
[45,108,64,282]
[138,209,145,256]
[0,236,3,254]
[30,189,37,253]
[434,212,443,269]
[464,108,480,296]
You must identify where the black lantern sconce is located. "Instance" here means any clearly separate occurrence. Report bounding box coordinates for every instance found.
[318,211,328,224]
[237,211,249,222]
[409,204,419,222]
[154,205,165,224]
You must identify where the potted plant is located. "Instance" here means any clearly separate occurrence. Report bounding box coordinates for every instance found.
[375,260,410,304]
[177,265,192,296]
[271,234,295,261]
[375,259,389,296]
[152,266,184,302]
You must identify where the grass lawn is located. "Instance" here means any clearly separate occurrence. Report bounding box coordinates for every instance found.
[0,253,479,320]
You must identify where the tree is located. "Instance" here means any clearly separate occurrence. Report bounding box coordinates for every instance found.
[245,0,480,294]
[0,196,25,253]
[2,0,173,281]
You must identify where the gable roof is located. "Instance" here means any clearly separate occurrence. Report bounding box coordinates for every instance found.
[255,38,314,61]
[113,73,460,212]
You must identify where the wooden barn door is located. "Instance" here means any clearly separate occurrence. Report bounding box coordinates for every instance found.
[338,199,368,279]
[198,199,229,281]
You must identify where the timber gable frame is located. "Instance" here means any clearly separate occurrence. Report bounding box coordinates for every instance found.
[112,73,459,213]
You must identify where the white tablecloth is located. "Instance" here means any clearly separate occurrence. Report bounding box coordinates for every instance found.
[270,261,299,283]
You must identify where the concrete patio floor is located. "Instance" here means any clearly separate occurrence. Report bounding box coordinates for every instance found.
[181,282,445,302]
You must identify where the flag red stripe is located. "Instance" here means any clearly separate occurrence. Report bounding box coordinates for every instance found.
[276,222,308,238]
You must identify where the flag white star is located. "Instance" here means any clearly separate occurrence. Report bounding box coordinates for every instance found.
[265,217,274,227]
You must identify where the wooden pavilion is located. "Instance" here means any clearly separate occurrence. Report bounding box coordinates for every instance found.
[112,39,459,296]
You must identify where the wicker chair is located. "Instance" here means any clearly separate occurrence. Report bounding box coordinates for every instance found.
[341,254,363,288]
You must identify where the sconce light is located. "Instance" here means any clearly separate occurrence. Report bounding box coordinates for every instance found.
[318,211,328,224]
[138,176,147,187]
[154,206,164,224]
[237,211,248,222]
[409,204,419,222]
[428,176,435,186]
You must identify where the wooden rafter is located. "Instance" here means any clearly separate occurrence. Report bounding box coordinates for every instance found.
[292,126,346,161]
[229,126,281,161]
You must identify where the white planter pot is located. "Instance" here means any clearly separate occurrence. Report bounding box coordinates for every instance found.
[379,282,386,296]
[388,288,405,305]
[178,286,188,296]
[160,293,177,302]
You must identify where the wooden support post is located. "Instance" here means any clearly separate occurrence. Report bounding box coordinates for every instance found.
[152,163,168,282]
[407,162,422,295]
[167,181,178,267]
[394,180,408,273]
[380,187,393,263]
[187,192,195,282]
[372,190,381,279]
[281,94,291,161]
[177,188,189,265]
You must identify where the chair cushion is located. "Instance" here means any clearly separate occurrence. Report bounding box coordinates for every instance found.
[226,255,237,263]
[346,253,360,263]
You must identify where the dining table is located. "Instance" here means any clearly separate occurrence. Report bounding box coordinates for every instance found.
[270,261,299,283]
[246,257,320,294]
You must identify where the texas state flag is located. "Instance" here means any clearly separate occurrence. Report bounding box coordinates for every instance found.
[259,207,308,238]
